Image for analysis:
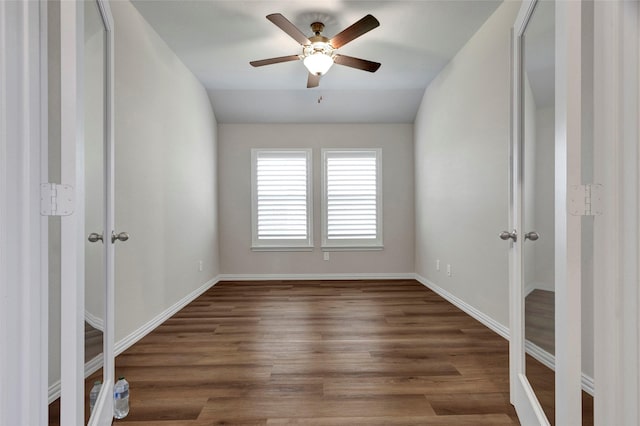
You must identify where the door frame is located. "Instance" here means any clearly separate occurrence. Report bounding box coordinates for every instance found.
[510,0,584,424]
[0,1,49,425]
[593,1,640,425]
[553,0,584,423]
[509,1,549,423]
[59,0,84,422]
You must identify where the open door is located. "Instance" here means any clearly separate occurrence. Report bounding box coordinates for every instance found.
[507,0,584,424]
[60,1,116,425]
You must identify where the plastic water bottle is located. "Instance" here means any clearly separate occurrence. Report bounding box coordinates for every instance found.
[113,376,129,419]
[89,381,102,415]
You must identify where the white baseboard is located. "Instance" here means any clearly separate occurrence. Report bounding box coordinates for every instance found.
[47,276,220,403]
[48,380,60,404]
[524,283,536,297]
[84,310,104,332]
[524,340,595,396]
[414,274,510,339]
[414,274,594,396]
[525,340,555,370]
[581,372,595,396]
[114,275,220,356]
[217,272,415,281]
[524,281,554,296]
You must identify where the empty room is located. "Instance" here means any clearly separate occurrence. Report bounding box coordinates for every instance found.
[2,0,638,425]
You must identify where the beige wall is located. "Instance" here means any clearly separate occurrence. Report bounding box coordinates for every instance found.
[112,0,219,342]
[414,1,520,328]
[218,123,414,276]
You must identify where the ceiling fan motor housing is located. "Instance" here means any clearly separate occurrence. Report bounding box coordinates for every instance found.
[302,23,336,76]
[310,22,325,35]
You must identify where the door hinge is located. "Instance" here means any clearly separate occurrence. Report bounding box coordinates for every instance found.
[569,184,603,216]
[40,183,74,216]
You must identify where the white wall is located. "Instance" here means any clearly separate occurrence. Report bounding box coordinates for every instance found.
[218,123,414,276]
[111,0,219,342]
[414,1,520,328]
[523,75,556,295]
[533,106,555,291]
[523,75,537,294]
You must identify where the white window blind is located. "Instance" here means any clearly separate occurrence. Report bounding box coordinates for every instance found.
[322,149,382,249]
[251,149,312,250]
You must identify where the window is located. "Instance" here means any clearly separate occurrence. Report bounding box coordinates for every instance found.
[322,149,382,250]
[251,149,313,250]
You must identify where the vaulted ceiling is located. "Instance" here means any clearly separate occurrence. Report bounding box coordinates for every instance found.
[131,0,502,123]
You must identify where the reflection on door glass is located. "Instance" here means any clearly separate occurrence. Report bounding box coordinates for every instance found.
[521,0,556,423]
[84,0,106,423]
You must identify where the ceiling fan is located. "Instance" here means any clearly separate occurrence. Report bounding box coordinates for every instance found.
[250,13,381,88]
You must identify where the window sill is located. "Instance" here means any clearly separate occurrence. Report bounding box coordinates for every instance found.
[251,246,313,252]
[321,245,384,252]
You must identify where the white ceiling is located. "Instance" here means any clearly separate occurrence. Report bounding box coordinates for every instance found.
[130,0,502,123]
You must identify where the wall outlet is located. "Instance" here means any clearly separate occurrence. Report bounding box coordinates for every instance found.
[323,252,330,261]
[436,259,440,271]
[446,264,451,277]
[198,260,203,272]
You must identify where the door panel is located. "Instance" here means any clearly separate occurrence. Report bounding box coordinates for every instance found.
[509,0,583,424]
[521,0,556,421]
[60,1,115,425]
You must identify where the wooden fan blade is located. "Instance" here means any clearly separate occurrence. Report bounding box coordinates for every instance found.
[334,54,381,72]
[329,14,379,49]
[267,13,310,46]
[307,73,320,88]
[250,55,300,67]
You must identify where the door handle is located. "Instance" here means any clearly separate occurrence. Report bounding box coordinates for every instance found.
[88,232,103,243]
[499,230,517,242]
[111,231,129,244]
[524,231,539,241]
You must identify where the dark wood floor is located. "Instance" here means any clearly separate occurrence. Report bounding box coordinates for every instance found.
[525,289,555,354]
[48,279,592,425]
[85,321,103,363]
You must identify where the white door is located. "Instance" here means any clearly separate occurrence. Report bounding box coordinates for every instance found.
[508,0,584,424]
[60,1,117,425]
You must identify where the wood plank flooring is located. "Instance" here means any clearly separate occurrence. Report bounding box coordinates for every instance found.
[525,289,555,354]
[49,279,587,425]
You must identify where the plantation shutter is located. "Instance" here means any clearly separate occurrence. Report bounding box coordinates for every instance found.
[323,149,382,247]
[252,150,312,248]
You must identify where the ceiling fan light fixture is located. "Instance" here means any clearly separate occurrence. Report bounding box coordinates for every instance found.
[251,13,381,87]
[303,51,334,76]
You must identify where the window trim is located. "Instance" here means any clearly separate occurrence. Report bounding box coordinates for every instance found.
[250,148,313,251]
[321,148,383,250]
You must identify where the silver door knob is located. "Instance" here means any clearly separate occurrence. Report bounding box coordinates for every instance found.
[525,231,539,241]
[88,232,103,243]
[499,230,517,242]
[111,231,129,243]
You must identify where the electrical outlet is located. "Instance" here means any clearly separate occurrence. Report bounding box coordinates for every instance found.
[436,259,440,271]
[446,264,451,277]
[198,260,203,272]
[323,252,330,261]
